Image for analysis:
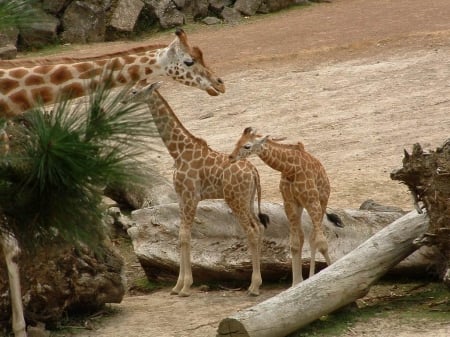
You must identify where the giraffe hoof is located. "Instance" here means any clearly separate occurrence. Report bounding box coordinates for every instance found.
[178,290,191,297]
[247,289,260,297]
[170,288,180,295]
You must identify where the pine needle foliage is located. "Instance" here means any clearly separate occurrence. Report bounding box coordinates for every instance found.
[0,80,157,251]
[0,0,48,31]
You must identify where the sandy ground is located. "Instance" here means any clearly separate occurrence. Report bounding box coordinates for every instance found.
[30,0,450,336]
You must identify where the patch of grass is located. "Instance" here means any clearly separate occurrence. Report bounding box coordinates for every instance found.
[129,276,171,294]
[287,281,449,337]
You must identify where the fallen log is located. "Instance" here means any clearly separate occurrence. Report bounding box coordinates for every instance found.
[129,201,441,284]
[217,210,429,337]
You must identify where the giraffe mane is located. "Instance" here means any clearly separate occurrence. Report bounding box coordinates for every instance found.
[0,44,167,69]
[267,138,305,151]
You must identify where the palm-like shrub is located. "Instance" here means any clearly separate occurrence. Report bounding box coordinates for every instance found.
[0,80,156,249]
[0,0,47,31]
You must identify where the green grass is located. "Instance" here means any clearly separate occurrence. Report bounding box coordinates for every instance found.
[287,281,449,337]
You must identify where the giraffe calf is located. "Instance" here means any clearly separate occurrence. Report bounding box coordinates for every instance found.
[229,127,343,286]
[127,83,269,296]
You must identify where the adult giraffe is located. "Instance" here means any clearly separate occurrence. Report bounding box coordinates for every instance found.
[0,28,225,117]
[229,127,343,286]
[126,82,269,297]
[0,28,224,336]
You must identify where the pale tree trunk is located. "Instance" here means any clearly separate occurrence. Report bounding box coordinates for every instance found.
[217,210,429,337]
[0,232,27,337]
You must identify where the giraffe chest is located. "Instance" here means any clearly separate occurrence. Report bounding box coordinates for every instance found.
[172,162,225,200]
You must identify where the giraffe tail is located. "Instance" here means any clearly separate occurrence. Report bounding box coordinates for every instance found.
[326,212,344,228]
[258,213,270,228]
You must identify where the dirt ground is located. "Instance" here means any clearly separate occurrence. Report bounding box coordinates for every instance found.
[28,0,450,336]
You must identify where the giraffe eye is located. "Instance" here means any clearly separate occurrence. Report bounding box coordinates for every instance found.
[184,59,195,66]
[243,144,252,150]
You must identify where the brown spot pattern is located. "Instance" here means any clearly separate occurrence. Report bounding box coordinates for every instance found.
[9,68,28,79]
[0,78,19,93]
[127,65,141,82]
[10,91,31,110]
[31,87,53,104]
[50,66,73,85]
[61,83,84,99]
[24,74,45,86]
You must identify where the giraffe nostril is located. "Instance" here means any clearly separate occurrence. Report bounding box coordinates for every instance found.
[218,78,223,84]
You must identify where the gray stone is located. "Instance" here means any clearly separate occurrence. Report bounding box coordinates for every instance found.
[0,44,17,60]
[221,6,242,24]
[259,0,297,14]
[110,0,145,32]
[61,1,108,43]
[0,27,19,47]
[202,16,222,25]
[234,0,262,16]
[209,0,233,16]
[18,12,59,49]
[42,0,71,15]
[190,0,209,20]
[154,0,186,29]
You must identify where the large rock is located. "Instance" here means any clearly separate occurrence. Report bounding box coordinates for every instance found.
[42,0,71,15]
[61,1,110,43]
[109,0,145,32]
[150,0,186,29]
[234,0,262,16]
[0,44,17,60]
[221,7,242,24]
[128,200,438,284]
[104,167,178,210]
[18,11,59,49]
[258,0,298,13]
[190,0,209,19]
[0,239,125,327]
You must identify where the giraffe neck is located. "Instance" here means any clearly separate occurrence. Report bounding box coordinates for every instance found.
[146,91,198,160]
[257,140,298,175]
[0,46,169,117]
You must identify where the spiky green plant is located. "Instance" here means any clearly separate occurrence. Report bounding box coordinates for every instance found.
[0,79,157,250]
[0,0,47,31]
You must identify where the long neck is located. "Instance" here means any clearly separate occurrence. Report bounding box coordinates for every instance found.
[257,140,298,175]
[0,47,169,118]
[147,91,197,159]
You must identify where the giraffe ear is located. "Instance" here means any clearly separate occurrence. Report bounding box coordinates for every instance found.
[256,135,269,145]
[174,27,189,51]
[149,81,163,90]
[243,127,257,136]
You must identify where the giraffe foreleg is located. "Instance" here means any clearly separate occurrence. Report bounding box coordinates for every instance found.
[1,232,27,337]
[171,199,197,297]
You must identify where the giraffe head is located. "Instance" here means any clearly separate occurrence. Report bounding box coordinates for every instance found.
[229,127,269,162]
[162,28,225,96]
[124,81,162,104]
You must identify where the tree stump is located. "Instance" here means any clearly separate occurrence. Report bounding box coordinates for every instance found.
[391,139,450,286]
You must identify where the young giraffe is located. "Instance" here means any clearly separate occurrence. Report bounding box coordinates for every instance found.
[0,28,224,117]
[126,82,269,297]
[229,127,342,286]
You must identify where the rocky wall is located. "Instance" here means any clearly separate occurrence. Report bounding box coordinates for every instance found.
[0,0,310,59]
